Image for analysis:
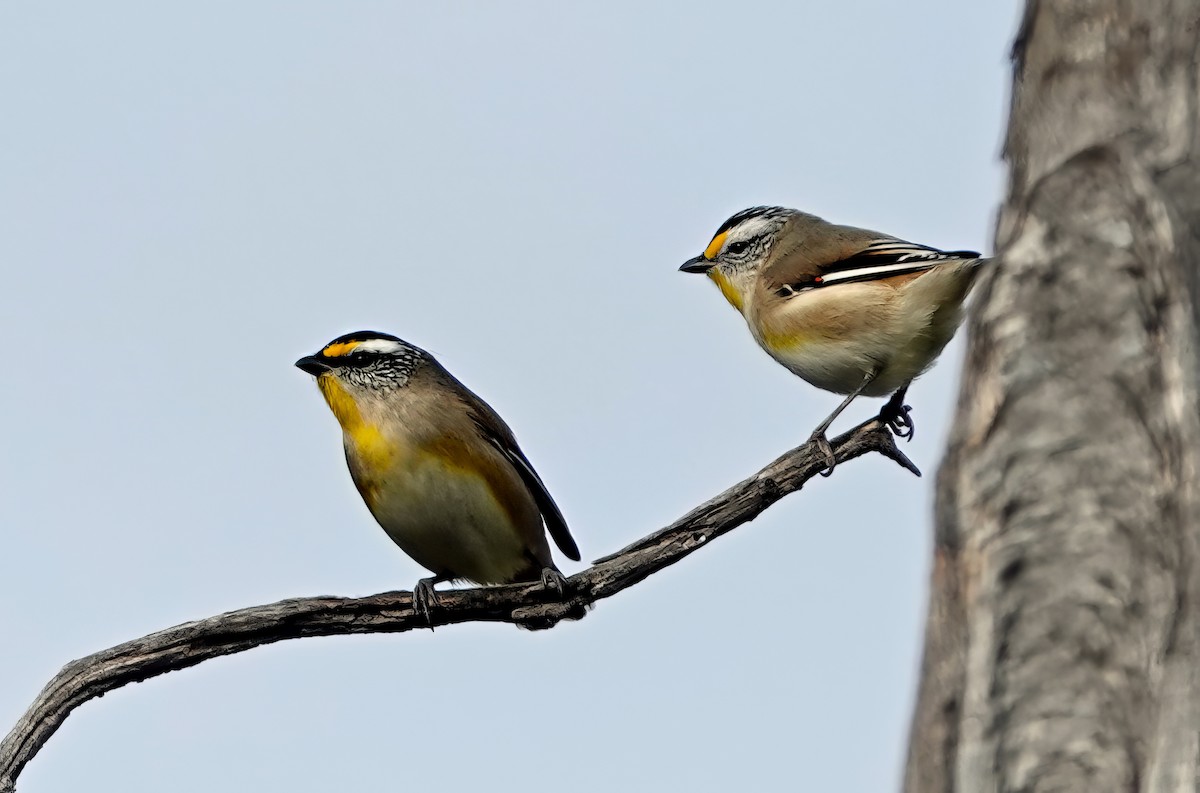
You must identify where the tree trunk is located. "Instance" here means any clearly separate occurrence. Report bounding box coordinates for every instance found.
[904,1,1200,791]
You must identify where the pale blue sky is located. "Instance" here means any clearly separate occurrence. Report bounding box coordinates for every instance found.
[1,3,1018,791]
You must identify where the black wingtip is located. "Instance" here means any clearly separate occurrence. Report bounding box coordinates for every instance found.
[556,531,581,562]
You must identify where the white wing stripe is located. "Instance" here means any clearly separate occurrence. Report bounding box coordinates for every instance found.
[819,260,939,284]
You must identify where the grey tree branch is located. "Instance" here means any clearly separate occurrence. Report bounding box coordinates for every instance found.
[0,418,917,793]
[904,1,1200,790]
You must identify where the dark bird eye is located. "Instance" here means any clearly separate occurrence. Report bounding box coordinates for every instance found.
[727,240,751,255]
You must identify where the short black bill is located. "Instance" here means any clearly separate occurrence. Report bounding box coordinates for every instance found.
[294,355,331,375]
[679,255,713,274]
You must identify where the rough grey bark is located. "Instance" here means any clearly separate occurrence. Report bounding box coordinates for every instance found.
[0,420,916,793]
[905,1,1200,791]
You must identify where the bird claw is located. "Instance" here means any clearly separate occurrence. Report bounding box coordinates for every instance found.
[413,577,441,622]
[540,567,569,595]
[809,432,838,477]
[879,396,915,441]
[887,406,915,440]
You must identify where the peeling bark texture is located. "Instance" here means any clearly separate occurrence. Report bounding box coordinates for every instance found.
[0,420,918,793]
[905,1,1200,792]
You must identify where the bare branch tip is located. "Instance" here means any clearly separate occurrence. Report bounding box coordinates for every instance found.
[872,425,922,477]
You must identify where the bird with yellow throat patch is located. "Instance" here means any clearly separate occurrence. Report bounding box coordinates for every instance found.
[680,206,985,475]
[295,331,580,618]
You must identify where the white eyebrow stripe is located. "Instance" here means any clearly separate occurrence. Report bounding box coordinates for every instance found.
[351,339,405,354]
[726,215,781,244]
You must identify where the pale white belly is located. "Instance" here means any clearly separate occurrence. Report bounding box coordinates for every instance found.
[746,282,965,398]
[766,337,902,396]
[363,451,536,585]
[759,329,959,397]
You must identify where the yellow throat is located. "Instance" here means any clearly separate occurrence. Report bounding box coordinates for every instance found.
[316,374,393,470]
[708,268,745,312]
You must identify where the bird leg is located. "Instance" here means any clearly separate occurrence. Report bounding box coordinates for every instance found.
[879,385,914,441]
[540,566,570,595]
[413,574,451,622]
[808,371,878,477]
